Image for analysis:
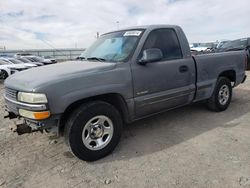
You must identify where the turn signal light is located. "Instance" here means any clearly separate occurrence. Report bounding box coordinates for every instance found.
[19,109,50,120]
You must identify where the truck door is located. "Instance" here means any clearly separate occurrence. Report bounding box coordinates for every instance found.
[131,28,196,118]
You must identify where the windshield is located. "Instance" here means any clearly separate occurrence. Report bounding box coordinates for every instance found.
[8,59,23,64]
[31,57,43,61]
[25,57,35,62]
[18,58,30,63]
[0,60,9,65]
[83,30,144,62]
[220,38,248,49]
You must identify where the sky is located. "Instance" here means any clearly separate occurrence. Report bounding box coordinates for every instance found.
[0,0,249,50]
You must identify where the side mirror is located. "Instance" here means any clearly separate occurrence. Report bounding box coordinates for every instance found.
[138,48,163,65]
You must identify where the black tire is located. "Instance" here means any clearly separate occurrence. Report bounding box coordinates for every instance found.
[206,77,232,112]
[64,101,123,161]
[1,70,8,79]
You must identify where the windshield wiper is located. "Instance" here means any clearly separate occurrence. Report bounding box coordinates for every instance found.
[87,57,106,62]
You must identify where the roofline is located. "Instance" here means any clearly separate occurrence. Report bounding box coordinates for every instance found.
[102,24,181,36]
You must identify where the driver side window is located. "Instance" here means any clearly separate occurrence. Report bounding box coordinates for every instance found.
[141,29,183,61]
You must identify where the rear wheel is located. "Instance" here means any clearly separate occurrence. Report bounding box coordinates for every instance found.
[64,101,123,161]
[206,77,232,112]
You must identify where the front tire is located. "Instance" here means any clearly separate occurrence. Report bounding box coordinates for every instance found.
[0,70,8,79]
[206,77,232,112]
[64,101,123,161]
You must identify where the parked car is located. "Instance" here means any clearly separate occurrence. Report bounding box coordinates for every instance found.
[4,25,247,161]
[0,58,30,69]
[191,42,217,53]
[14,53,33,58]
[216,40,230,49]
[217,38,250,70]
[23,56,56,65]
[0,59,28,79]
[76,51,86,60]
[43,56,57,63]
[16,57,43,66]
[6,58,37,68]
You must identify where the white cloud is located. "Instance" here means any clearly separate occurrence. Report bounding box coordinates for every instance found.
[0,0,249,49]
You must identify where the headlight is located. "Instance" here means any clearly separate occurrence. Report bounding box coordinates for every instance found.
[17,92,48,103]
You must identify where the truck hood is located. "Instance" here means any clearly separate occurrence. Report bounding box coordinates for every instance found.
[5,60,116,91]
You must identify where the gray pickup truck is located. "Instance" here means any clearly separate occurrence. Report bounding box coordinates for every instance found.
[4,25,247,161]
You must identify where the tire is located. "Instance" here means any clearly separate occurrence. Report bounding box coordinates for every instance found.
[64,101,123,161]
[206,77,232,112]
[0,70,8,79]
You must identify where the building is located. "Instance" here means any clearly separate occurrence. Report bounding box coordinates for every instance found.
[0,48,85,60]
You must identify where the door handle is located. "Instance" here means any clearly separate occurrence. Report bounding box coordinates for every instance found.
[179,65,188,73]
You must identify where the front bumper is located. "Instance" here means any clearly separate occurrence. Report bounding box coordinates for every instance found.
[4,95,61,135]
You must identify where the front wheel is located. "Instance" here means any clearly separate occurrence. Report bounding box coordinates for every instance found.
[0,70,8,79]
[64,101,123,161]
[206,77,232,112]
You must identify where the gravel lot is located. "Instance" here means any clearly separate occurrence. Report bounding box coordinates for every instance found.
[0,73,250,188]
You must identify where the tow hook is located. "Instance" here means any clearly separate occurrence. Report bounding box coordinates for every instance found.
[4,110,18,119]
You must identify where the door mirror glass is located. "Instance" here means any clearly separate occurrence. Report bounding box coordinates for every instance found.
[138,48,163,65]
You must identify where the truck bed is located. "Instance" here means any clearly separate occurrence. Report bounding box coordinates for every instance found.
[194,51,246,102]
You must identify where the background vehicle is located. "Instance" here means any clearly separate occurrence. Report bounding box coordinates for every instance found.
[16,57,43,66]
[5,58,37,68]
[0,58,30,69]
[76,51,86,60]
[0,59,27,79]
[4,25,247,161]
[216,38,250,70]
[14,53,33,58]
[43,56,57,63]
[216,40,230,49]
[24,56,56,65]
[191,42,217,53]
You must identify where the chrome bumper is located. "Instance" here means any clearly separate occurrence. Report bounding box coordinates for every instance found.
[4,95,47,114]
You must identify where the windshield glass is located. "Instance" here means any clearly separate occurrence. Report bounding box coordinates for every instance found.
[18,58,30,63]
[31,57,43,61]
[83,30,144,62]
[8,59,23,64]
[0,60,9,65]
[220,38,248,49]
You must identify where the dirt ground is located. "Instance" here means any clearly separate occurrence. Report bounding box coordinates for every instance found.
[0,73,250,188]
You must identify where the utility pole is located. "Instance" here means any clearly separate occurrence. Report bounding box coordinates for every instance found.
[116,21,120,30]
[96,32,100,39]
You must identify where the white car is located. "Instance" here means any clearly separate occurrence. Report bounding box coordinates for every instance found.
[191,42,217,52]
[1,58,37,68]
[190,46,209,52]
[24,56,56,65]
[0,60,28,79]
[16,57,44,66]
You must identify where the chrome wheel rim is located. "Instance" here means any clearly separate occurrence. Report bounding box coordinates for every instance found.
[82,115,114,151]
[218,84,230,105]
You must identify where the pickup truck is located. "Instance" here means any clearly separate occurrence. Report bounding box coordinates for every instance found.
[4,25,247,161]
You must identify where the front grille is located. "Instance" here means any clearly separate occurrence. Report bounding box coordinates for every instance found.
[5,88,17,100]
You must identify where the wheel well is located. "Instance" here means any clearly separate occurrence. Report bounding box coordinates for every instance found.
[59,93,130,135]
[219,70,236,83]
